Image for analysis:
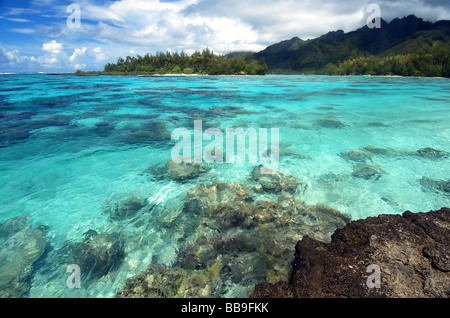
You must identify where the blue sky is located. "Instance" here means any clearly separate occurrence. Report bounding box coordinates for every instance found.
[1,0,449,73]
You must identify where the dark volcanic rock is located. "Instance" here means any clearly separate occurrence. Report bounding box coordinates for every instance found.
[251,208,450,298]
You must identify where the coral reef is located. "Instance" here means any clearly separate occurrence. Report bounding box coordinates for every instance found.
[251,208,450,298]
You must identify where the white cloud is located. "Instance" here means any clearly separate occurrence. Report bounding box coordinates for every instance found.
[0,16,32,22]
[65,0,399,53]
[65,0,263,53]
[73,63,86,70]
[69,47,87,62]
[0,45,22,64]
[67,46,109,69]
[9,28,35,34]
[0,44,40,72]
[93,47,107,62]
[42,40,63,54]
[40,40,68,68]
[82,0,449,51]
[1,41,102,72]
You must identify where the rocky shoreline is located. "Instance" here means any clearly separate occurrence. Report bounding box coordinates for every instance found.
[113,162,449,298]
[251,207,450,298]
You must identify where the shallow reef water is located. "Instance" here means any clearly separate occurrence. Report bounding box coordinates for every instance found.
[0,74,449,298]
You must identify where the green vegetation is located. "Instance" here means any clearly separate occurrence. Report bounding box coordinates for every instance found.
[333,42,450,77]
[101,48,268,75]
[256,15,450,77]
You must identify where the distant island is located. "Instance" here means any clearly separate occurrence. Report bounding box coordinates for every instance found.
[77,48,268,76]
[76,15,449,77]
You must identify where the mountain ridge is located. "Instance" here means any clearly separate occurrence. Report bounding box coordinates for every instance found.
[254,14,450,76]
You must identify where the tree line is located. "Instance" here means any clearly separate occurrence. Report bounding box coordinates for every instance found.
[325,42,450,77]
[102,48,268,75]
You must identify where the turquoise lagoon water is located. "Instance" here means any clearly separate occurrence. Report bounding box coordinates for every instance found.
[0,74,449,297]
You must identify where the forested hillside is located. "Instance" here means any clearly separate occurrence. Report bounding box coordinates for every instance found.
[255,15,450,77]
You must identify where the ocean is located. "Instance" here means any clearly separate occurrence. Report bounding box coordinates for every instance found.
[0,74,448,297]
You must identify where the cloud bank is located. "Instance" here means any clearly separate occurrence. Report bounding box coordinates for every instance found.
[0,0,448,72]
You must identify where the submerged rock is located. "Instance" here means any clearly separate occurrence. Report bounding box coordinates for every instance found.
[416,148,448,159]
[104,192,149,220]
[92,121,115,137]
[340,149,373,162]
[116,257,223,298]
[279,148,311,159]
[175,236,220,270]
[367,122,391,127]
[70,231,126,281]
[123,121,171,144]
[363,145,402,157]
[351,163,383,180]
[184,182,255,230]
[251,165,300,194]
[180,185,350,289]
[418,177,450,194]
[0,215,30,238]
[298,205,352,242]
[147,159,211,182]
[251,208,450,298]
[115,177,352,298]
[0,216,48,298]
[316,119,345,128]
[317,172,351,189]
